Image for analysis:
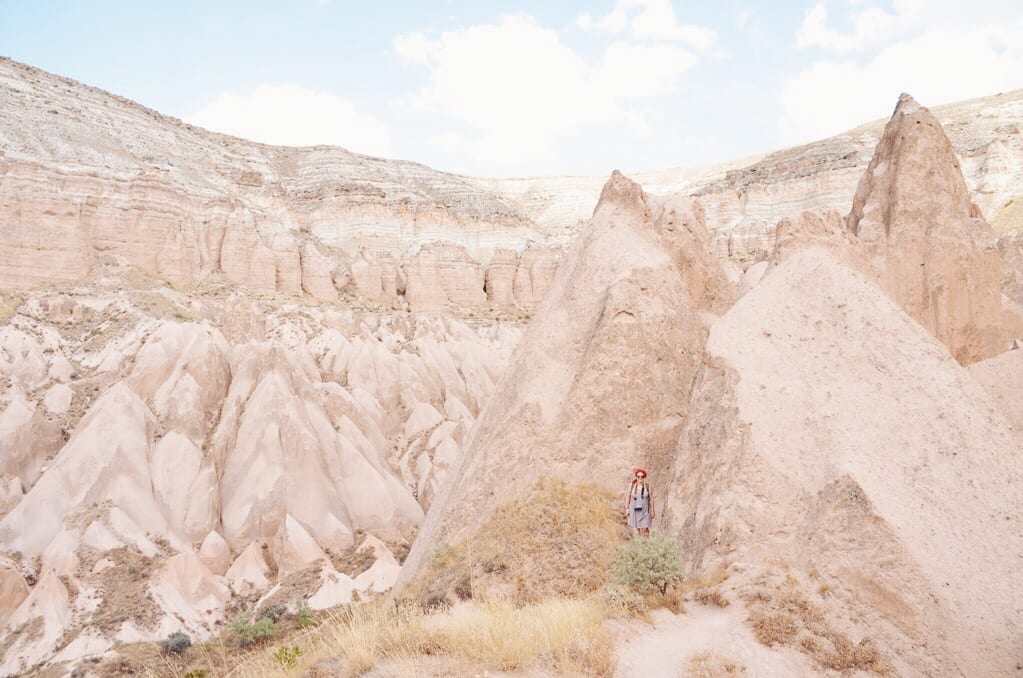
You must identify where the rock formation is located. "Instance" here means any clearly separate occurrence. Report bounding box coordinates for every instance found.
[3,56,1023,675]
[664,248,1023,674]
[0,288,520,672]
[847,94,1019,363]
[401,171,732,580]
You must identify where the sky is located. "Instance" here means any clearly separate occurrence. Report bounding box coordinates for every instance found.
[2,0,1022,176]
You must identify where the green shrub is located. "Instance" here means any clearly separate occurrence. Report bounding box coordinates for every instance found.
[296,602,316,628]
[272,645,303,669]
[614,532,683,595]
[183,671,207,678]
[158,631,191,655]
[227,614,277,646]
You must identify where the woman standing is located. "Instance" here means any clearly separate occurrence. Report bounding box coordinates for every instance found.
[626,468,654,536]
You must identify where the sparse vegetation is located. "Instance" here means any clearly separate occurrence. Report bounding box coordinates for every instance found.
[411,479,625,606]
[271,644,303,669]
[614,530,684,595]
[158,631,191,655]
[227,614,277,647]
[745,573,891,675]
[685,651,744,677]
[296,602,316,628]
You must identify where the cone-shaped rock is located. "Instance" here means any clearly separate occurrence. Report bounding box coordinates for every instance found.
[847,93,1019,363]
[664,247,1023,674]
[400,171,732,583]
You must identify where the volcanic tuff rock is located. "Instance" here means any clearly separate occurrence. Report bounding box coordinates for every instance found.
[401,172,733,582]
[847,94,1019,363]
[0,281,521,673]
[663,248,1023,674]
[0,57,559,311]
[469,91,1023,268]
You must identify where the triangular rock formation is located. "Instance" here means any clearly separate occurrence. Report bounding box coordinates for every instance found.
[664,248,1023,674]
[401,171,732,581]
[847,93,1020,363]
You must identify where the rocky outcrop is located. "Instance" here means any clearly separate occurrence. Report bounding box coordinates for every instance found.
[401,172,732,581]
[664,248,1023,675]
[847,94,1019,364]
[0,293,521,671]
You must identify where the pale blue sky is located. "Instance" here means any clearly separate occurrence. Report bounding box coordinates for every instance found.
[2,1,1022,176]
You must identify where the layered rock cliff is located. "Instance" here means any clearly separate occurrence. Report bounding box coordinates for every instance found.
[0,58,560,311]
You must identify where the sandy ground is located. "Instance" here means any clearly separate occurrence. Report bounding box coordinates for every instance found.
[612,605,817,678]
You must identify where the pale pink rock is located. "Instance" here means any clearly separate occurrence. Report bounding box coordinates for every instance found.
[485,249,519,305]
[42,383,72,415]
[405,244,486,311]
[272,515,330,576]
[225,541,271,597]
[0,569,69,676]
[272,235,303,296]
[307,566,355,610]
[350,251,383,299]
[0,557,28,627]
[666,248,1023,675]
[300,242,339,302]
[220,228,277,294]
[848,94,1020,364]
[401,172,732,583]
[149,550,230,636]
[403,402,444,440]
[197,531,232,576]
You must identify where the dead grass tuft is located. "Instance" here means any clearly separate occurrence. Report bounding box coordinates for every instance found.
[411,479,625,607]
[695,589,730,608]
[685,651,745,677]
[749,610,798,646]
[745,574,891,675]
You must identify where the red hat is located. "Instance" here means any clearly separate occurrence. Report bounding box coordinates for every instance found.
[634,468,647,477]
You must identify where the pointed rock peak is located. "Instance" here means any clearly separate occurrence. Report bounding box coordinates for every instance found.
[594,170,647,215]
[895,92,923,115]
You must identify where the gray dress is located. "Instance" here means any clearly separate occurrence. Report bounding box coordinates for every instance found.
[627,482,652,529]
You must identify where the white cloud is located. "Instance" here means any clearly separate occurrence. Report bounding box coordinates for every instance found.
[780,26,1023,142]
[187,84,392,156]
[782,0,1023,143]
[577,0,717,52]
[394,14,699,168]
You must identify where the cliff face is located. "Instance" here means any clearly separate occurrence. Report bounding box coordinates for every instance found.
[0,58,560,310]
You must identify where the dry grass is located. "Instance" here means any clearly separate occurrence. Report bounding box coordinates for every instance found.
[223,596,614,678]
[745,575,891,675]
[427,598,614,675]
[685,651,744,677]
[411,479,625,607]
[0,294,21,324]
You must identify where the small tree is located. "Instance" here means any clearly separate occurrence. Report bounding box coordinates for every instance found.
[614,531,683,595]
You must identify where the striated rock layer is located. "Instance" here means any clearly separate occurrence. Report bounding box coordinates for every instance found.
[0,58,559,311]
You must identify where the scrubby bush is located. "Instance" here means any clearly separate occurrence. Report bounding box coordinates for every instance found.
[272,645,303,669]
[227,614,277,646]
[158,631,191,655]
[296,601,316,628]
[613,531,683,595]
